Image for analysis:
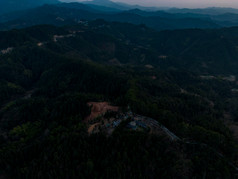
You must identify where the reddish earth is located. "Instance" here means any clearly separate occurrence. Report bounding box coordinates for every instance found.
[88,122,100,134]
[85,102,119,121]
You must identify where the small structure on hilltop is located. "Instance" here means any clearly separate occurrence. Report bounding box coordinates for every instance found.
[127,121,137,130]
[113,120,122,127]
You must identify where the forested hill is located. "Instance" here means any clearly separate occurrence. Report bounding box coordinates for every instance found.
[4,2,238,32]
[0,21,238,178]
[0,0,59,15]
[1,21,238,74]
[0,3,220,31]
[0,1,238,31]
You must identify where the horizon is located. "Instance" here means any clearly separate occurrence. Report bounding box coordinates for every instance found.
[60,0,238,8]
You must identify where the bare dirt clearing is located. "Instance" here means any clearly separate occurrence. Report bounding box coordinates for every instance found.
[85,102,119,121]
[88,122,100,134]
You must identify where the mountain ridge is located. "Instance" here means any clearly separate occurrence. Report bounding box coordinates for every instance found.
[0,0,60,14]
[0,3,220,31]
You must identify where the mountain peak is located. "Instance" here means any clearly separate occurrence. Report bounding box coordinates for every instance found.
[86,0,117,5]
[82,0,129,10]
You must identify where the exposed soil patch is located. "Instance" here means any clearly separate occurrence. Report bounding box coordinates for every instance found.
[85,102,119,121]
[88,122,100,134]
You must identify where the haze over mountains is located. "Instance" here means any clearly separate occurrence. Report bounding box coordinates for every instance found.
[2,0,238,31]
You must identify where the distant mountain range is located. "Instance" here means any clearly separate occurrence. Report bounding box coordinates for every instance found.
[81,0,164,11]
[0,3,220,31]
[2,0,238,31]
[81,0,238,14]
[166,7,238,15]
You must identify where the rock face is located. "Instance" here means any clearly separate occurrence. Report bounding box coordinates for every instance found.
[0,0,59,14]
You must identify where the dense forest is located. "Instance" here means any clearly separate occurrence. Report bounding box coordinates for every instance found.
[0,0,59,15]
[0,19,238,178]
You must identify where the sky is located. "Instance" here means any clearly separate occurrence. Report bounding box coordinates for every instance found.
[61,0,238,8]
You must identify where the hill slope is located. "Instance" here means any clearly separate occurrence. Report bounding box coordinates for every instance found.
[0,4,220,31]
[0,0,59,15]
[0,21,238,178]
